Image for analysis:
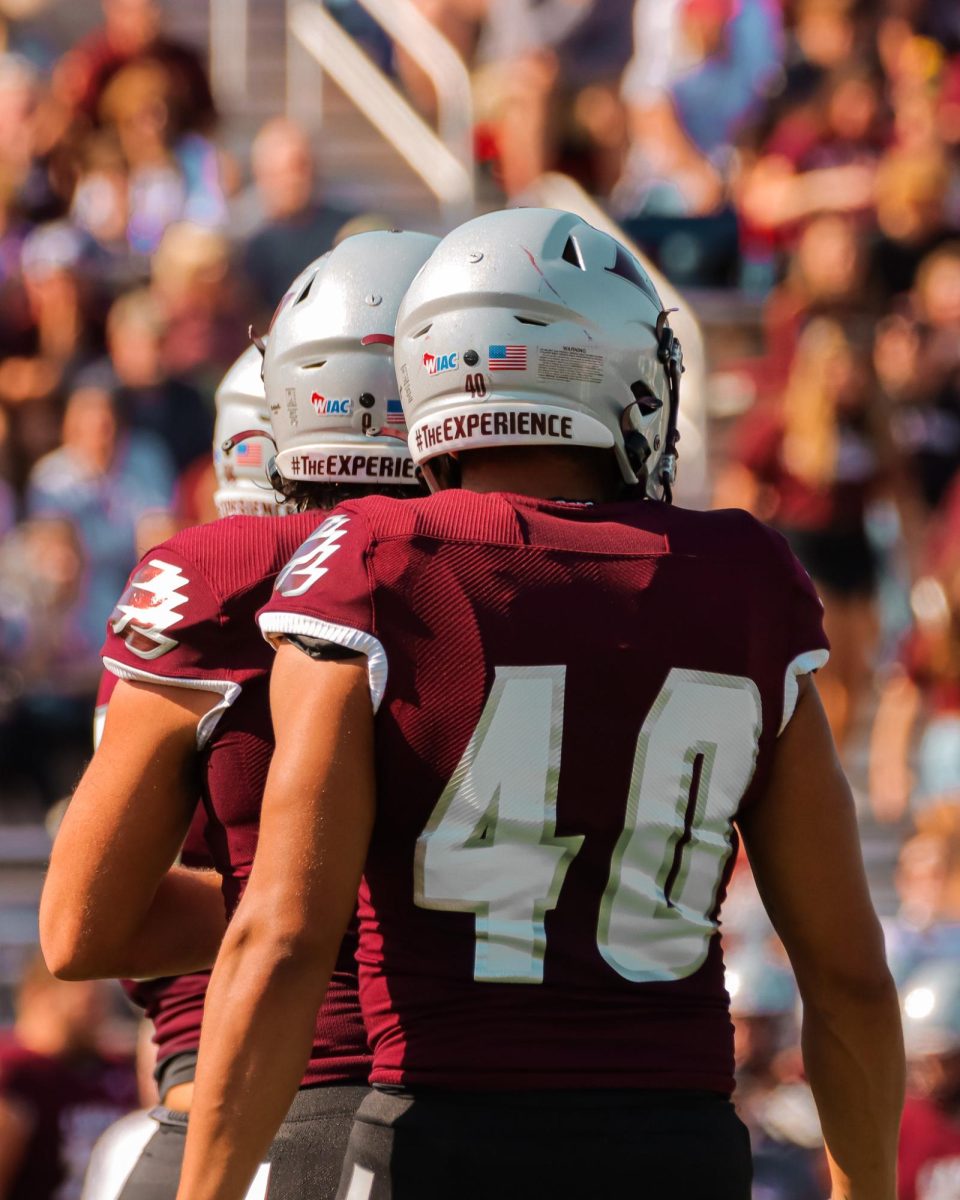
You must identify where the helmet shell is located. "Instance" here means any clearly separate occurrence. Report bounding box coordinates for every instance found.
[394,208,676,496]
[263,230,439,489]
[213,345,282,517]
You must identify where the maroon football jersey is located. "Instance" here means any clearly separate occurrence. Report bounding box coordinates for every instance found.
[259,491,829,1094]
[100,514,370,1087]
[97,671,212,1068]
[0,1034,137,1200]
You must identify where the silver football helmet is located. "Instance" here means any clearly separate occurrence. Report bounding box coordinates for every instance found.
[213,345,284,517]
[394,207,683,499]
[263,230,439,490]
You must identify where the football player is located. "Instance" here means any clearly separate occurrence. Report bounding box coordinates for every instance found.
[40,230,439,1200]
[177,209,903,1200]
[75,346,271,1200]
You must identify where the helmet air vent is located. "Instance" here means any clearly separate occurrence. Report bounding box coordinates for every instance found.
[605,246,660,305]
[630,381,662,416]
[412,323,433,339]
[301,360,326,371]
[562,235,586,270]
[515,315,549,327]
[295,273,317,304]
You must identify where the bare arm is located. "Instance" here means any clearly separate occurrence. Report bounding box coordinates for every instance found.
[738,676,903,1200]
[40,679,227,980]
[176,644,375,1200]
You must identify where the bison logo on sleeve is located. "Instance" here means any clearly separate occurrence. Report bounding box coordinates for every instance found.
[274,515,349,599]
[110,559,191,659]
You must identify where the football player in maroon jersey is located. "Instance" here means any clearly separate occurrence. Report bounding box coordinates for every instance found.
[39,230,439,1200]
[74,349,273,1200]
[176,209,904,1200]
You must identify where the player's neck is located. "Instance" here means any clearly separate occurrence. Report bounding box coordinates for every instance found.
[457,447,621,503]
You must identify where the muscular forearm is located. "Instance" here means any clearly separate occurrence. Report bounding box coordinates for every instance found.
[801,974,904,1200]
[176,912,334,1200]
[120,867,227,977]
[45,866,226,980]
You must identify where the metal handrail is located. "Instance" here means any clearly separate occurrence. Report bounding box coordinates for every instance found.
[525,173,710,509]
[289,2,475,226]
[352,0,474,177]
[209,0,249,110]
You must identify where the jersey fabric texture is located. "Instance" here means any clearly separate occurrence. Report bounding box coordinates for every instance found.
[259,490,829,1095]
[100,514,370,1088]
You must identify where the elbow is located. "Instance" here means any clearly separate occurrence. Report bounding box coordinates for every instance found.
[39,896,112,981]
[797,955,899,1018]
[224,906,329,979]
[40,928,97,982]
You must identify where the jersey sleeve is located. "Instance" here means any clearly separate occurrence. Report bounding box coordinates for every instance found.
[772,532,830,735]
[257,508,387,711]
[101,546,240,749]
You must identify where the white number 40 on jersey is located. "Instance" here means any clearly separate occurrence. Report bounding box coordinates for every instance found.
[414,666,761,984]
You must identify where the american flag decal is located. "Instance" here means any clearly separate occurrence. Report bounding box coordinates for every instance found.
[386,399,404,425]
[489,345,527,371]
[236,439,263,467]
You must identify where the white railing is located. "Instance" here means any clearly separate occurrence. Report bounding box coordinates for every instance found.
[524,173,710,509]
[353,0,474,178]
[209,0,250,111]
[288,1,475,226]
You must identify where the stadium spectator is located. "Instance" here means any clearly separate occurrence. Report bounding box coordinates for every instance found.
[880,810,960,985]
[53,0,214,132]
[150,221,247,390]
[727,952,826,1200]
[237,117,356,318]
[0,221,106,489]
[870,563,960,823]
[0,955,136,1200]
[875,312,960,524]
[25,382,174,654]
[99,287,212,474]
[723,319,893,749]
[617,0,783,218]
[98,58,225,255]
[0,517,98,810]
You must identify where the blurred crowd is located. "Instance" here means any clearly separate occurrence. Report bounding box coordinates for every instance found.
[0,0,366,812]
[0,0,959,1198]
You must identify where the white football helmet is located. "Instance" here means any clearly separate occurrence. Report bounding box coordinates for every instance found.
[394,208,683,499]
[263,230,440,490]
[213,345,284,517]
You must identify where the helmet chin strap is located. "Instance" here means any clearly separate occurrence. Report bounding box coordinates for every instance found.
[655,309,684,504]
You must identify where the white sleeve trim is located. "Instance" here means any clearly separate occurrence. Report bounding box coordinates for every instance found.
[779,648,830,736]
[257,612,387,713]
[101,655,241,750]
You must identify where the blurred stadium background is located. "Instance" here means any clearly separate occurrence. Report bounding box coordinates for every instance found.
[0,0,959,1196]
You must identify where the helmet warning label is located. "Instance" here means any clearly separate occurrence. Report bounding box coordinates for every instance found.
[538,347,604,384]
